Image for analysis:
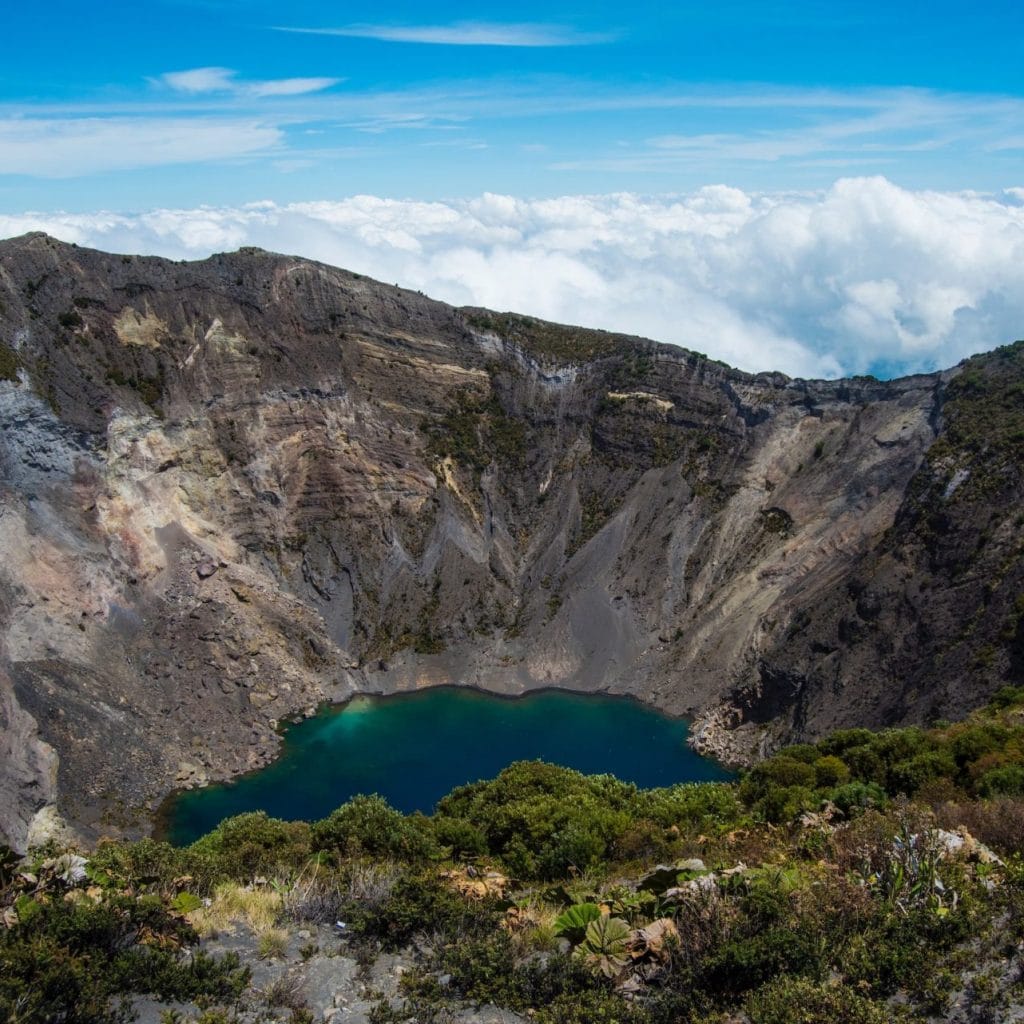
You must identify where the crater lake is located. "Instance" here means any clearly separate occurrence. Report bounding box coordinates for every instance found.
[162,687,731,844]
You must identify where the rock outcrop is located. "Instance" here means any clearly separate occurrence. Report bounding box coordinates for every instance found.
[1,232,1021,849]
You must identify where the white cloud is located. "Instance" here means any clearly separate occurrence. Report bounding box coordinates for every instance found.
[247,77,339,98]
[159,67,339,98]
[275,21,613,47]
[558,91,1024,172]
[3,178,1023,379]
[161,67,237,93]
[0,118,281,176]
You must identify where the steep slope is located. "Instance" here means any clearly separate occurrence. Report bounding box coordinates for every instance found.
[0,232,1020,849]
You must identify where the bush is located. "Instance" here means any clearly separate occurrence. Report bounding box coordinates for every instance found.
[990,685,1024,709]
[830,781,887,817]
[977,764,1024,797]
[818,728,878,757]
[90,837,189,893]
[435,762,635,879]
[747,977,887,1024]
[636,781,743,830]
[702,926,824,996]
[346,870,500,950]
[533,988,649,1024]
[0,891,248,1024]
[740,757,817,800]
[889,750,958,795]
[753,785,817,824]
[933,796,1024,855]
[430,816,488,858]
[189,812,311,880]
[813,755,850,788]
[311,795,437,861]
[951,724,1013,770]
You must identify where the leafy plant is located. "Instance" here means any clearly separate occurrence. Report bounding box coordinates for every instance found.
[553,902,602,942]
[575,915,631,978]
[171,892,203,914]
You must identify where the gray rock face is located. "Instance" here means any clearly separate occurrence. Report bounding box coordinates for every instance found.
[0,231,1021,846]
[0,671,59,849]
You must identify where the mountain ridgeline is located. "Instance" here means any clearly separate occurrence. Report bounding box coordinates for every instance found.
[0,231,1022,850]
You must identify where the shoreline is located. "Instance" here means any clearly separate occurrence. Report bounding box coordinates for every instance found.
[153,680,734,845]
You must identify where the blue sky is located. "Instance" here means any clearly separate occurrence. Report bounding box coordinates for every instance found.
[1,2,1022,379]
[1,0,1021,209]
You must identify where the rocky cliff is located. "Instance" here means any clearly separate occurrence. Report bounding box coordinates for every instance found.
[0,232,1021,850]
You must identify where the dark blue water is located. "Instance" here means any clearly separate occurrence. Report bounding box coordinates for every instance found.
[162,687,731,845]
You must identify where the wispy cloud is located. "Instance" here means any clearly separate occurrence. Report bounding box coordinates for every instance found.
[1,80,1020,182]
[0,118,281,176]
[274,21,614,47]
[158,67,339,98]
[340,112,468,135]
[160,67,236,94]
[247,77,340,98]
[550,88,1024,172]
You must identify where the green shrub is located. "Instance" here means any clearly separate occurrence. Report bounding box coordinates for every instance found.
[841,907,972,998]
[747,977,887,1024]
[533,988,649,1024]
[838,744,885,785]
[753,784,817,824]
[950,724,1012,769]
[703,926,824,996]
[830,780,888,817]
[635,781,743,830]
[779,743,821,764]
[189,812,311,880]
[539,821,608,877]
[978,764,1024,797]
[818,728,879,756]
[90,837,188,891]
[433,931,528,1006]
[435,762,636,879]
[990,685,1024,709]
[347,870,500,950]
[813,755,850,788]
[430,816,488,858]
[739,756,817,809]
[0,890,248,1023]
[311,795,437,861]
[889,750,958,794]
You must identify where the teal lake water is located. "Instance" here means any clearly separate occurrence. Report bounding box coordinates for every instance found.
[162,687,731,845]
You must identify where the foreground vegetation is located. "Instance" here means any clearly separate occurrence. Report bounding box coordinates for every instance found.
[8,689,1024,1022]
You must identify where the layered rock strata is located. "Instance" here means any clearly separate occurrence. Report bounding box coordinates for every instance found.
[1,233,1021,848]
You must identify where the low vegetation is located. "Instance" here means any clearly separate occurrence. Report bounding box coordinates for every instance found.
[927,340,1024,488]
[462,310,629,364]
[7,689,1024,1021]
[0,340,20,381]
[422,389,528,476]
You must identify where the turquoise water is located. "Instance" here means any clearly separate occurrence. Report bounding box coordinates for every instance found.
[162,687,731,845]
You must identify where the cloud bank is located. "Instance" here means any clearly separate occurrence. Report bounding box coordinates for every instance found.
[3,177,1023,379]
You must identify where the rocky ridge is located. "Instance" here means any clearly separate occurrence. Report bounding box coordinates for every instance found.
[0,232,1021,850]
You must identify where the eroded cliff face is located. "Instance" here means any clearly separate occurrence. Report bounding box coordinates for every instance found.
[0,232,1020,849]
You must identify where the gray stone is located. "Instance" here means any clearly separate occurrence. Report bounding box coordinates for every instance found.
[300,955,360,1018]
